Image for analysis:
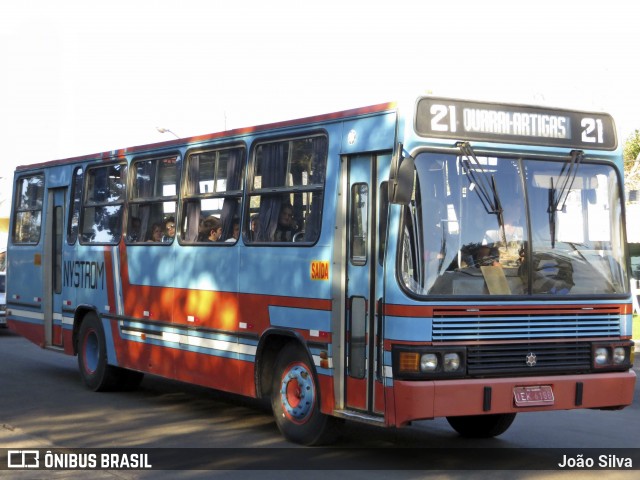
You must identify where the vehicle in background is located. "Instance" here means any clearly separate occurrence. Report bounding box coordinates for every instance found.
[0,272,6,327]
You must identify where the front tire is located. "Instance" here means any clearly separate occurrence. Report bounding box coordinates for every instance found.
[446,413,517,438]
[271,343,336,445]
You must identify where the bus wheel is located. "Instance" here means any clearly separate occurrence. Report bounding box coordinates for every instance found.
[77,313,118,392]
[271,343,336,445]
[446,413,517,438]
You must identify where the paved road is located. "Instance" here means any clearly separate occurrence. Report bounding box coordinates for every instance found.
[0,328,638,479]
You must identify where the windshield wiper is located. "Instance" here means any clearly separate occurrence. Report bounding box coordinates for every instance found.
[547,150,583,248]
[458,142,506,243]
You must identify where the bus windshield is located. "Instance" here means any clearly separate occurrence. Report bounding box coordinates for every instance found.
[400,151,628,296]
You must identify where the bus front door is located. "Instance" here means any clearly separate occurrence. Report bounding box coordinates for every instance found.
[43,188,65,347]
[344,154,386,416]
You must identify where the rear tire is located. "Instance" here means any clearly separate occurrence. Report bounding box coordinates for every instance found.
[77,313,144,392]
[77,313,119,391]
[446,413,517,438]
[271,343,337,445]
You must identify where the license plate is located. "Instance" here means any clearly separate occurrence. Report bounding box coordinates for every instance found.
[513,385,554,407]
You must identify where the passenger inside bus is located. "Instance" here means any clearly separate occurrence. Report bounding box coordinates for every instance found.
[199,216,222,242]
[274,202,298,242]
[162,217,176,243]
[225,218,240,242]
[148,223,163,242]
[248,214,259,241]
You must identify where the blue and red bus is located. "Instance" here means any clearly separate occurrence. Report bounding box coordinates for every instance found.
[6,96,635,444]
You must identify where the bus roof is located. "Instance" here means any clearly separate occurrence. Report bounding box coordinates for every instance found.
[15,102,397,172]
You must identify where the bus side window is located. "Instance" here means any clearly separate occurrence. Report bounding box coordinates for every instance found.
[127,156,179,244]
[181,147,244,243]
[248,135,326,244]
[350,183,368,265]
[378,180,389,266]
[82,163,126,244]
[12,174,45,244]
[67,166,83,245]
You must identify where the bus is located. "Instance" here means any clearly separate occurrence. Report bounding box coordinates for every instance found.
[6,96,636,445]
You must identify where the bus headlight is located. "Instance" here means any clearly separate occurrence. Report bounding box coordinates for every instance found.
[591,342,633,371]
[393,347,466,379]
[613,347,626,364]
[443,353,461,372]
[594,347,609,366]
[420,353,438,372]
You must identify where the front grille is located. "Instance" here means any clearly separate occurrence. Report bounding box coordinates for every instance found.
[432,306,621,341]
[466,342,591,377]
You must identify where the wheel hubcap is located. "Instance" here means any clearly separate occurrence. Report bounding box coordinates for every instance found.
[280,363,315,423]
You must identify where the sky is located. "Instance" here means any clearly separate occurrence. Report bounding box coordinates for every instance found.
[1,0,639,219]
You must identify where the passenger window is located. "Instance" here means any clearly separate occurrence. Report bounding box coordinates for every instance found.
[350,183,368,265]
[81,163,126,244]
[127,156,179,244]
[379,180,389,265]
[67,166,83,245]
[182,146,244,243]
[248,135,327,244]
[12,174,45,244]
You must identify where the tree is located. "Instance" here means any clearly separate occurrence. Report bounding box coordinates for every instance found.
[623,130,640,193]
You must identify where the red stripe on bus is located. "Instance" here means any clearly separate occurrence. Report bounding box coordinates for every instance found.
[384,303,630,318]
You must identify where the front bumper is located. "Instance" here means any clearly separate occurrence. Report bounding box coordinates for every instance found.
[392,370,636,426]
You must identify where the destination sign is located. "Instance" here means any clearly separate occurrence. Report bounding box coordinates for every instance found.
[415,97,617,150]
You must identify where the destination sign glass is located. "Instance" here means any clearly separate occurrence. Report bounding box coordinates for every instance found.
[415,97,617,150]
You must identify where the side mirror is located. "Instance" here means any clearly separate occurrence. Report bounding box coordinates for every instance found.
[389,144,415,205]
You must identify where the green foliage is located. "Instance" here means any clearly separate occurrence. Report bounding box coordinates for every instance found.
[624,130,640,192]
[624,130,640,166]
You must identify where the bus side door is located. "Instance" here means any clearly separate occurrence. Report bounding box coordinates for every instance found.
[43,187,66,347]
[344,153,388,416]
